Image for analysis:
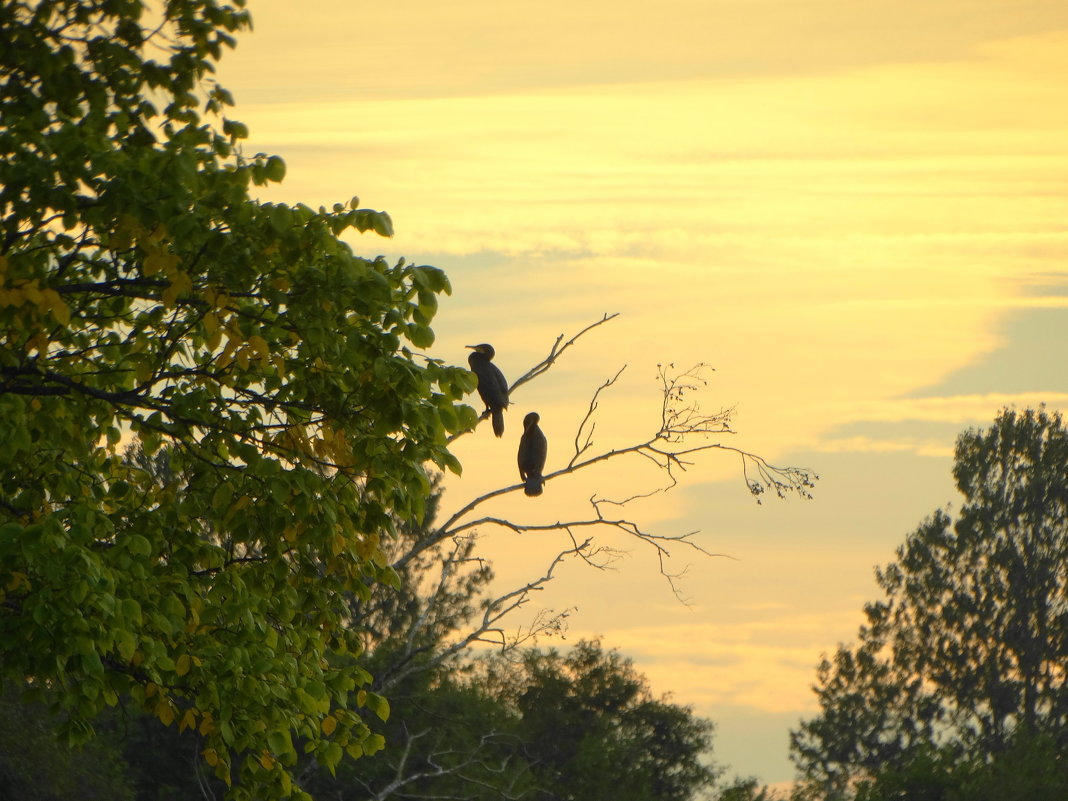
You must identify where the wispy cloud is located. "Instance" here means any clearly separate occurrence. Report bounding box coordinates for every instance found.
[222,2,1068,101]
[569,613,864,714]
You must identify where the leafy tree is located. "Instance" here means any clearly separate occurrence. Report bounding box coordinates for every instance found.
[0,2,474,798]
[713,777,787,801]
[791,408,1068,798]
[306,638,722,801]
[484,639,721,801]
[850,730,1068,801]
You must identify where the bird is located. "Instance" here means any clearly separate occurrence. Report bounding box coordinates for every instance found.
[466,343,509,437]
[517,411,547,497]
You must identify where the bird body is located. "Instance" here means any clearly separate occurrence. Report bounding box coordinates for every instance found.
[517,411,547,496]
[466,343,509,437]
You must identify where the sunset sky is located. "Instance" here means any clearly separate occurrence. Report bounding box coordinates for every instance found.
[215,0,1068,785]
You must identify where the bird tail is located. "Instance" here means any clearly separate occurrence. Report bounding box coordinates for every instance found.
[524,475,543,497]
[492,408,505,438]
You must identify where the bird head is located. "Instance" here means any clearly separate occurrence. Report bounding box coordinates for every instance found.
[523,412,540,428]
[465,343,496,358]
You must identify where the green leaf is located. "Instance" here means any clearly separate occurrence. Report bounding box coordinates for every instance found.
[363,691,390,722]
[371,211,393,238]
[362,733,386,756]
[268,729,293,757]
[264,155,286,182]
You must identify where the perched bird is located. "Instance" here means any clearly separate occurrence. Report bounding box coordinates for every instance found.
[517,411,547,497]
[466,343,509,437]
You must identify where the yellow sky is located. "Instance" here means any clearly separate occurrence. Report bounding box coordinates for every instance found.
[217,0,1068,784]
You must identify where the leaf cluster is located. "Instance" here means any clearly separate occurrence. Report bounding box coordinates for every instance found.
[0,3,476,798]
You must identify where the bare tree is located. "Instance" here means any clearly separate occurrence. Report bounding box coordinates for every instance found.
[324,314,816,801]
[432,312,814,621]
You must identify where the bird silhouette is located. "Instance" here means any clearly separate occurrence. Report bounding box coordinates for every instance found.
[466,343,509,437]
[517,411,547,496]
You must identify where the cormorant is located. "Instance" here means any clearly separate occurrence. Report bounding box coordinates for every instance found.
[517,411,547,497]
[466,343,509,437]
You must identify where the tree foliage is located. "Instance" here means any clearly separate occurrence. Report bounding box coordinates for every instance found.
[293,638,721,801]
[494,640,721,801]
[791,408,1068,798]
[0,2,475,797]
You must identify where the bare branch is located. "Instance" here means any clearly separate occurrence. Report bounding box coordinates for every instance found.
[447,312,619,444]
[569,365,626,468]
[437,358,816,590]
[509,312,619,395]
[341,317,816,801]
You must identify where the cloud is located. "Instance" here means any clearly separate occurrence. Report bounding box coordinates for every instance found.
[221,2,1068,101]
[567,612,865,714]
[812,393,1068,456]
[838,392,1068,424]
[815,436,954,458]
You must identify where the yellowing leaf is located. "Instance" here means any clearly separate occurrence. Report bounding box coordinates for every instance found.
[143,250,179,276]
[320,715,338,736]
[179,708,197,732]
[26,331,49,354]
[330,532,347,557]
[22,282,42,304]
[176,653,192,676]
[39,289,70,325]
[157,700,176,726]
[203,311,219,336]
[207,325,222,352]
[5,572,30,593]
[0,288,22,307]
[248,334,269,360]
[49,297,71,325]
[161,271,191,307]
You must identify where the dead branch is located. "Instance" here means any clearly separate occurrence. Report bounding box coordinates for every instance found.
[435,358,816,588]
[351,723,532,801]
[449,312,620,443]
[508,312,619,395]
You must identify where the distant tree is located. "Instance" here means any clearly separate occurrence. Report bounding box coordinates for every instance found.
[0,2,473,798]
[482,639,721,801]
[791,408,1068,798]
[850,730,1068,801]
[713,777,788,801]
